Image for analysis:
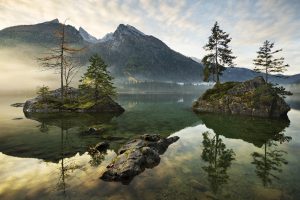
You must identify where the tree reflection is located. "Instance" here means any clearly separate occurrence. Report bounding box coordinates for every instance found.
[56,127,83,197]
[251,131,291,187]
[201,131,235,194]
[36,121,49,133]
[88,146,107,167]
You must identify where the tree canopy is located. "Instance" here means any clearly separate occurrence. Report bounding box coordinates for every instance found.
[79,54,116,102]
[203,21,236,83]
[253,40,289,83]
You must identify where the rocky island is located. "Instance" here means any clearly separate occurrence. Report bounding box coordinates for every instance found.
[192,77,291,118]
[23,87,124,113]
[22,54,125,114]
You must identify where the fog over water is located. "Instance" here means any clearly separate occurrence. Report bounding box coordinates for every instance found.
[0,45,82,93]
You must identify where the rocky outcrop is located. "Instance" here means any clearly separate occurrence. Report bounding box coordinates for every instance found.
[101,134,179,184]
[23,87,125,113]
[193,77,290,118]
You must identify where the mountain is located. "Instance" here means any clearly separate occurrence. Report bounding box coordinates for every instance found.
[0,20,203,83]
[79,27,98,43]
[0,19,85,46]
[82,24,203,82]
[0,19,299,84]
[221,67,300,84]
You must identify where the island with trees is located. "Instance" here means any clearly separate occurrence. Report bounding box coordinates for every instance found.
[193,21,292,118]
[23,54,124,113]
[22,22,124,114]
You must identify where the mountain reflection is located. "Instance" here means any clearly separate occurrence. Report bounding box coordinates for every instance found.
[201,131,235,194]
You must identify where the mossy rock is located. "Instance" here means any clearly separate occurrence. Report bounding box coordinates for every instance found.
[193,77,290,118]
[23,87,124,114]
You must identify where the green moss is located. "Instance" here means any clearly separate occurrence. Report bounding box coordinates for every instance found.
[200,81,284,109]
[77,101,95,109]
[111,156,120,164]
[63,103,78,109]
[252,84,276,107]
[202,82,239,101]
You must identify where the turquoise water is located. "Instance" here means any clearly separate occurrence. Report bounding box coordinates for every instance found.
[0,93,300,200]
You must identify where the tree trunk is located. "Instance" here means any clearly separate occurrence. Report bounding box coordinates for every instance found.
[60,24,65,103]
[215,42,220,84]
[264,143,267,186]
[95,84,99,103]
[215,134,219,169]
[265,67,268,83]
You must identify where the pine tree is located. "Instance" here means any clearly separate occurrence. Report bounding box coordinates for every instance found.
[37,85,50,102]
[79,54,116,103]
[203,21,236,83]
[253,40,289,83]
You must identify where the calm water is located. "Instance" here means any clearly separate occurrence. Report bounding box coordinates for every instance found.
[0,93,300,200]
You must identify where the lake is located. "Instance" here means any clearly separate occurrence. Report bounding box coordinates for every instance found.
[0,92,300,200]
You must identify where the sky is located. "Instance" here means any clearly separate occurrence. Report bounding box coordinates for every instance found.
[0,0,300,74]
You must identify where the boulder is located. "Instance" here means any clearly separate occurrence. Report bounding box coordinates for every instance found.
[101,134,179,184]
[192,77,290,118]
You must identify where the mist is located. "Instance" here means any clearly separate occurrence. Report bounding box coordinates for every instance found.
[0,45,83,93]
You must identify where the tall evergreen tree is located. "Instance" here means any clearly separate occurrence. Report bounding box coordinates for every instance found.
[253,40,289,83]
[203,21,236,83]
[79,54,116,102]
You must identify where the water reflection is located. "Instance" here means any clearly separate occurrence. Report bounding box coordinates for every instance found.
[56,127,84,197]
[1,93,300,199]
[197,113,290,147]
[197,112,292,191]
[201,131,235,194]
[0,113,121,162]
[88,145,107,167]
[251,131,292,187]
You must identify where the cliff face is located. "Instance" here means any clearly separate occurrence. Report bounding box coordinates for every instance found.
[192,77,290,118]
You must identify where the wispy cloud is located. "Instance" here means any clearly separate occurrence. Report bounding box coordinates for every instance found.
[0,0,299,74]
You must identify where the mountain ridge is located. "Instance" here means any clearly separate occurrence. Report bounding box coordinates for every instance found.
[0,19,299,84]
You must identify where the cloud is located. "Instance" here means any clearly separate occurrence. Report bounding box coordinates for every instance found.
[0,0,299,74]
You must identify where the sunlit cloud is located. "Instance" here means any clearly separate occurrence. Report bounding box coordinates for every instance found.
[0,0,299,75]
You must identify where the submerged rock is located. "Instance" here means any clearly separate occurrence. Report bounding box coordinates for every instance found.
[101,134,179,184]
[23,87,125,113]
[10,103,25,107]
[193,77,290,118]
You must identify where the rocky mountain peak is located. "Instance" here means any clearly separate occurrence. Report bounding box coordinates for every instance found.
[79,27,98,43]
[44,18,60,24]
[114,24,145,37]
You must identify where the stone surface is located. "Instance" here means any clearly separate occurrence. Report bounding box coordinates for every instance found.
[23,87,125,113]
[101,134,179,184]
[193,77,290,118]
